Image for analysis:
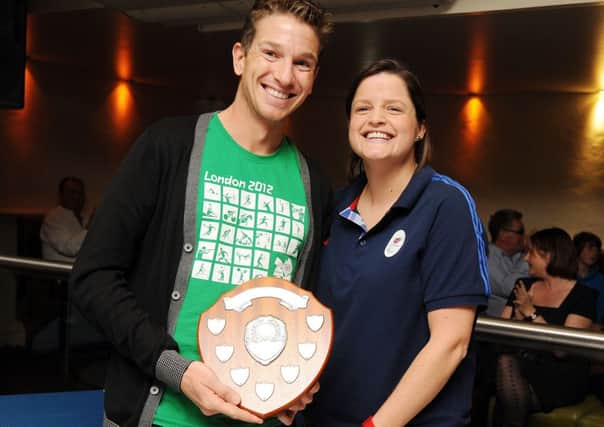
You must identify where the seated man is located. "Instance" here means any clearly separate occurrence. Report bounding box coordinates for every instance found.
[40,176,92,262]
[486,209,529,317]
[39,176,104,352]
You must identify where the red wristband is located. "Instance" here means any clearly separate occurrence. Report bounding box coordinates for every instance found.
[362,416,375,427]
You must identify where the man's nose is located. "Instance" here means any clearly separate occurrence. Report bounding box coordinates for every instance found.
[274,59,294,86]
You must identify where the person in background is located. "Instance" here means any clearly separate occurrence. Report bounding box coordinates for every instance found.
[573,231,604,406]
[495,227,596,427]
[470,209,529,426]
[486,209,528,317]
[573,231,604,324]
[306,58,489,427]
[40,176,92,262]
[69,1,333,426]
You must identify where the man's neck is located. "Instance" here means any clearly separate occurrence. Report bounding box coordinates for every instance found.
[495,241,519,258]
[218,101,286,156]
[578,261,590,277]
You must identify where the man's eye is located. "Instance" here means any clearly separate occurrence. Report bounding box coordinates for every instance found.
[263,50,277,59]
[295,61,313,71]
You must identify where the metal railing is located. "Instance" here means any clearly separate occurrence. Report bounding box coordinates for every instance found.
[474,315,604,362]
[1,255,603,361]
[0,255,72,277]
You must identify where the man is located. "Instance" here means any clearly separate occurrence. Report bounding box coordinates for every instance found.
[40,176,91,262]
[486,209,529,317]
[69,1,333,426]
[574,231,604,324]
[470,209,529,427]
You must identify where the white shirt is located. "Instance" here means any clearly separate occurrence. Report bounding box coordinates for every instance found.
[486,242,529,317]
[40,205,89,262]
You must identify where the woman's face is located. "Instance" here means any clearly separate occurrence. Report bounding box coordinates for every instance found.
[348,72,425,169]
[524,244,550,277]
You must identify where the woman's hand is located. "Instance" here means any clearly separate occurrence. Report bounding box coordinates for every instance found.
[513,280,535,319]
[275,382,320,425]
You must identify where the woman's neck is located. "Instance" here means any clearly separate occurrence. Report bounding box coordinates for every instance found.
[542,275,575,290]
[357,160,417,229]
[365,161,416,202]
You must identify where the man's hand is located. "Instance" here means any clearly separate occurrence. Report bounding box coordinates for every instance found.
[180,361,262,424]
[276,382,320,425]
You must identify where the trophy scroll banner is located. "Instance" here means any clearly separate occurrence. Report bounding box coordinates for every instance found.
[198,277,333,418]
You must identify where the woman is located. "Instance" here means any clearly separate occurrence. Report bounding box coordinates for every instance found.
[495,227,596,427]
[307,59,489,426]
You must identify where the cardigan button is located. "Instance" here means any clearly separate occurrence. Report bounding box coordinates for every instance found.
[171,291,181,301]
[183,243,193,253]
[359,239,367,247]
[150,385,160,395]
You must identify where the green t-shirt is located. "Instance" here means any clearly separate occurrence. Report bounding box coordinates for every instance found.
[154,114,309,427]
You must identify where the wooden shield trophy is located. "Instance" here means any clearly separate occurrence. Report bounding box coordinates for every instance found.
[198,277,333,418]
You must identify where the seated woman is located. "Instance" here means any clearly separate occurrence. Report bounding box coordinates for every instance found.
[495,227,597,427]
[306,59,489,426]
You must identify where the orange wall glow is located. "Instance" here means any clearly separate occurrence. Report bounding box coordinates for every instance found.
[114,16,134,80]
[461,96,486,146]
[110,81,134,131]
[467,20,487,95]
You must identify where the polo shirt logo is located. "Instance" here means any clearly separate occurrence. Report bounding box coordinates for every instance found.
[384,229,406,258]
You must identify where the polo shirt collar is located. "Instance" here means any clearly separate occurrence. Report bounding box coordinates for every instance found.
[392,165,435,210]
[337,165,436,213]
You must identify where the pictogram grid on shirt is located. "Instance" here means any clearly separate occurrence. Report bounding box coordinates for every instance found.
[191,181,305,286]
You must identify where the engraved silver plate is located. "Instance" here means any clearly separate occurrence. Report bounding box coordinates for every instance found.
[256,382,275,401]
[230,368,250,386]
[298,342,316,360]
[280,365,300,384]
[207,318,226,335]
[306,315,324,332]
[245,315,287,366]
[215,345,234,362]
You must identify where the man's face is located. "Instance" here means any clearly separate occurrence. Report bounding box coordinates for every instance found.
[232,13,320,125]
[579,242,601,267]
[501,219,525,254]
[60,180,85,213]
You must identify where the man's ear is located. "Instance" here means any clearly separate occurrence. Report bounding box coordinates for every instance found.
[232,42,246,76]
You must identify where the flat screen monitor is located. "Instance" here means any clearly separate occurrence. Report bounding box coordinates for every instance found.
[0,0,26,109]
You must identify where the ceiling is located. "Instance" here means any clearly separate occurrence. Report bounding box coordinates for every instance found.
[27,0,604,31]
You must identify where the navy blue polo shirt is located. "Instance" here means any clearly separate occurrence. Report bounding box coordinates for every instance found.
[308,166,489,427]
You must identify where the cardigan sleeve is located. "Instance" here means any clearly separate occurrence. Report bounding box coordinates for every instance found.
[299,156,333,293]
[69,121,180,379]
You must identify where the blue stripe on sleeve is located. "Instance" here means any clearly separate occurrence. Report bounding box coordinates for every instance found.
[432,173,491,297]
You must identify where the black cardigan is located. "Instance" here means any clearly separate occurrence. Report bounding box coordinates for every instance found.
[70,115,332,426]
